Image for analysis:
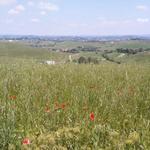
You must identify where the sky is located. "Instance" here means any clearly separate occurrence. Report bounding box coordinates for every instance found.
[0,0,150,36]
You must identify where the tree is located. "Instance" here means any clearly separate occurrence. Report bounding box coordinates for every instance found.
[78,57,87,64]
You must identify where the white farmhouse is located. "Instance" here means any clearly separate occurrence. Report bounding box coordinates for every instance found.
[8,40,13,43]
[45,60,56,65]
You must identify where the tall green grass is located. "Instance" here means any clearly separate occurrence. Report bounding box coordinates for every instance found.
[0,62,150,149]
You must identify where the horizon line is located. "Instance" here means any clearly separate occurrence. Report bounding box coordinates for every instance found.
[0,34,150,37]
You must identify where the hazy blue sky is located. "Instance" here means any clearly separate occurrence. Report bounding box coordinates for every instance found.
[0,0,150,35]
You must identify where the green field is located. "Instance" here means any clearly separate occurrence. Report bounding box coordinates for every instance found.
[0,41,150,149]
[0,40,150,64]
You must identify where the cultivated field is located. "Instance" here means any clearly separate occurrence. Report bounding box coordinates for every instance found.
[0,41,150,149]
[0,40,150,64]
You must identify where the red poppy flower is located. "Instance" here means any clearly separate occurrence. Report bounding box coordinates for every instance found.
[61,103,66,109]
[90,112,95,121]
[9,95,16,100]
[22,138,30,145]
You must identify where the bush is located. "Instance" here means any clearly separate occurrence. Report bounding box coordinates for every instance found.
[87,57,99,64]
[78,57,87,64]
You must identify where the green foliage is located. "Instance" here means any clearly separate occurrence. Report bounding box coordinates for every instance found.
[0,41,150,149]
[78,56,99,64]
[78,56,87,64]
[0,62,150,149]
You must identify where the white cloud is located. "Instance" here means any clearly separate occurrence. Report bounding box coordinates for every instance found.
[39,2,59,11]
[137,18,149,23]
[136,5,148,11]
[40,11,47,15]
[8,4,25,15]
[0,0,16,5]
[31,18,40,23]
[8,9,19,15]
[15,5,25,11]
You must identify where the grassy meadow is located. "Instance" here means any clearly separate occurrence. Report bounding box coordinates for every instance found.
[0,41,150,149]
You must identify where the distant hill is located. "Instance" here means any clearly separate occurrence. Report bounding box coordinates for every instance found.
[1,35,150,42]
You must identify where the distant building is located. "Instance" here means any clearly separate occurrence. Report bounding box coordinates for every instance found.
[69,55,72,62]
[110,41,114,44]
[45,60,56,65]
[118,54,125,58]
[8,40,13,43]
